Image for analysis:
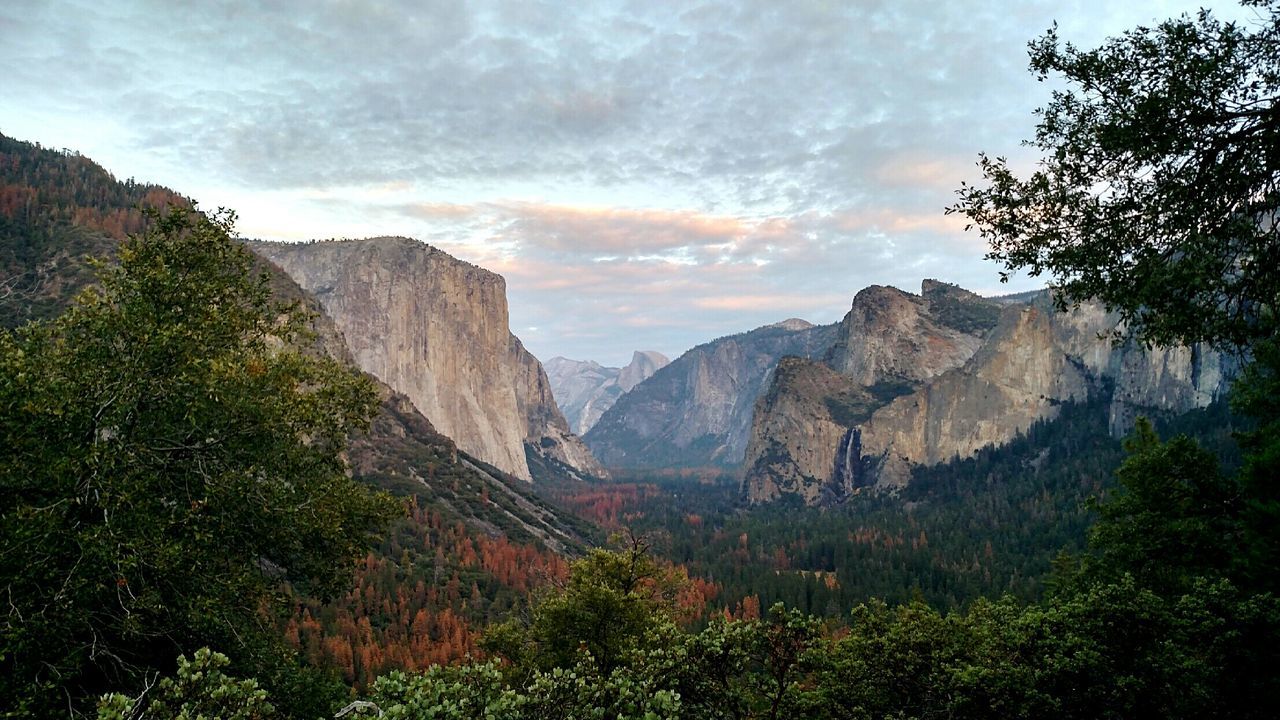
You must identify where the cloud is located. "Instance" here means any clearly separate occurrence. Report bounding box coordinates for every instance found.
[0,0,1247,364]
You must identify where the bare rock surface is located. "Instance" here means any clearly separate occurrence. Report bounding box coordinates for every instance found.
[742,283,1238,504]
[248,237,602,481]
[584,319,838,469]
[545,351,670,435]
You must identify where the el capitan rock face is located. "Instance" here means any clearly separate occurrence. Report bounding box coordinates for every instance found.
[248,237,603,482]
[546,351,670,436]
[584,319,838,469]
[741,284,1238,505]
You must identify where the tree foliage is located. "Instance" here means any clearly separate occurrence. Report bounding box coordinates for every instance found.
[0,207,396,716]
[96,648,278,720]
[484,533,687,676]
[950,1,1280,347]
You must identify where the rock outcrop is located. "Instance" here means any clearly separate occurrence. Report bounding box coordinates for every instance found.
[585,319,838,469]
[742,282,999,500]
[741,357,883,504]
[742,285,1238,504]
[248,237,602,482]
[546,351,670,435]
[854,301,1097,489]
[824,281,996,386]
[510,336,610,479]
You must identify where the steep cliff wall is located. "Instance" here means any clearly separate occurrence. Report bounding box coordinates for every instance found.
[546,351,670,435]
[741,282,998,502]
[743,287,1239,504]
[824,282,993,386]
[510,336,609,479]
[585,319,837,469]
[248,237,602,482]
[855,303,1096,488]
[741,357,883,504]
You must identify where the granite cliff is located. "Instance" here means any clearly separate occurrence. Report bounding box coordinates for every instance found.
[510,336,610,479]
[584,319,837,469]
[546,351,670,435]
[742,285,1238,504]
[824,281,997,386]
[248,237,603,482]
[742,282,999,500]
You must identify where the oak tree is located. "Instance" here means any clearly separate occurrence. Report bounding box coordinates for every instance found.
[0,207,396,716]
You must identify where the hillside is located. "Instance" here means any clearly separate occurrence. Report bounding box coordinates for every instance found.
[0,134,592,689]
[0,133,186,327]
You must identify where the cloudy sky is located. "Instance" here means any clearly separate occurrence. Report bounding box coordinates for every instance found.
[0,1,1255,365]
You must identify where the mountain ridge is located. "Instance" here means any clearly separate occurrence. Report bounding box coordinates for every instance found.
[742,286,1239,504]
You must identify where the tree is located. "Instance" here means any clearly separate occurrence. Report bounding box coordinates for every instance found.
[950,0,1280,348]
[484,533,686,676]
[96,648,278,720]
[952,0,1280,601]
[0,207,397,717]
[1084,419,1243,594]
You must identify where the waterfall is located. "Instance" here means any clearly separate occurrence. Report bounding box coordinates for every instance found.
[833,427,862,491]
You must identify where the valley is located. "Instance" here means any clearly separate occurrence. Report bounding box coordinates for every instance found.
[3,1,1278,713]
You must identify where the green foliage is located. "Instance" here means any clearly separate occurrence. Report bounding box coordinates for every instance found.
[369,662,524,719]
[1083,419,1242,594]
[0,207,397,716]
[1232,339,1280,589]
[96,648,277,720]
[923,284,1003,336]
[576,398,1234,613]
[950,1,1280,348]
[0,132,186,328]
[373,548,823,720]
[802,578,1280,720]
[486,535,685,675]
[519,658,684,720]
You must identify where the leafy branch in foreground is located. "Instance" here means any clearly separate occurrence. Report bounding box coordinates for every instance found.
[950,1,1280,348]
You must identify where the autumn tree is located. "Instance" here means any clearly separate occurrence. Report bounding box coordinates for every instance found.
[0,207,397,717]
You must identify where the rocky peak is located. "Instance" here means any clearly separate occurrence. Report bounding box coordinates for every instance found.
[585,320,839,469]
[509,338,609,479]
[743,284,1238,505]
[618,351,670,392]
[765,318,816,332]
[825,284,993,387]
[741,356,882,505]
[545,351,670,436]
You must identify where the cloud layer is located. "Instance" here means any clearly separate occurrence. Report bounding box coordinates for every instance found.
[0,0,1250,364]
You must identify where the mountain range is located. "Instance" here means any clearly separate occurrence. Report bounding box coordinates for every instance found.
[1,130,1236,514]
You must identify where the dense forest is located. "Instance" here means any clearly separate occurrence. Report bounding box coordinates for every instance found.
[540,395,1245,616]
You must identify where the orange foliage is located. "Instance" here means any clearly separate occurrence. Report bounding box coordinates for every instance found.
[550,483,664,528]
[284,497,569,687]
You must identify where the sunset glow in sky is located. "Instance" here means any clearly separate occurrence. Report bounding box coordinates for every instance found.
[0,0,1257,365]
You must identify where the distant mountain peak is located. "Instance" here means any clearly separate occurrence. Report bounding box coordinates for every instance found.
[546,350,671,436]
[764,318,814,331]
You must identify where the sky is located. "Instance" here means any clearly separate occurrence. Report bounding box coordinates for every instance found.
[0,1,1258,366]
